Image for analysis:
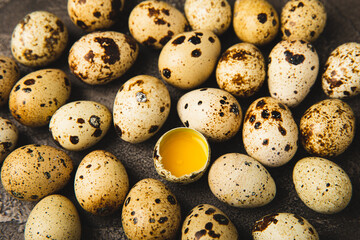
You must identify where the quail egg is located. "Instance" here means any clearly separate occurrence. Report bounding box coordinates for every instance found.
[0,56,20,107]
[0,117,18,163]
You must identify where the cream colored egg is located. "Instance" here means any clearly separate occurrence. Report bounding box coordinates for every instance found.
[68,31,139,85]
[68,0,125,32]
[24,194,81,240]
[300,99,355,157]
[252,213,319,239]
[122,178,181,240]
[159,30,221,90]
[1,144,73,201]
[208,153,276,208]
[293,157,352,214]
[268,40,319,107]
[113,75,171,143]
[281,0,327,42]
[49,101,112,151]
[129,0,189,49]
[233,0,279,46]
[0,56,20,107]
[184,0,231,35]
[177,88,242,142]
[243,97,298,167]
[216,42,266,97]
[0,117,18,163]
[181,204,238,239]
[11,11,68,67]
[74,150,129,216]
[322,42,360,98]
[9,69,71,127]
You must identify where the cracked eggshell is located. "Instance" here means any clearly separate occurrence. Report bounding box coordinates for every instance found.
[293,157,352,214]
[0,56,20,107]
[9,69,71,127]
[24,194,81,240]
[184,0,231,35]
[122,178,181,240]
[243,97,298,167]
[129,0,189,49]
[68,0,125,32]
[300,99,355,157]
[0,117,18,163]
[113,75,171,143]
[216,42,266,98]
[0,144,73,201]
[11,11,68,67]
[74,150,129,216]
[177,88,242,142]
[208,153,276,208]
[281,0,327,42]
[252,213,319,239]
[159,30,221,90]
[49,100,112,151]
[181,204,238,239]
[68,31,139,85]
[322,42,360,98]
[233,0,279,46]
[268,40,319,107]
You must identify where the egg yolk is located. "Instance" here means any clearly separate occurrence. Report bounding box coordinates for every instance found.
[159,129,208,178]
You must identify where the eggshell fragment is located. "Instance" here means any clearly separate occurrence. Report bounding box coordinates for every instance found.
[0,117,18,163]
[0,56,20,107]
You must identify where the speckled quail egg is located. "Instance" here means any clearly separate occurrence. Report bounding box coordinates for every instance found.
[129,0,189,49]
[322,42,360,98]
[268,40,319,107]
[233,0,279,46]
[300,99,355,157]
[1,144,73,201]
[208,153,276,208]
[0,117,18,163]
[122,178,181,240]
[159,30,221,90]
[74,150,129,216]
[184,0,231,35]
[24,194,81,240]
[243,97,298,167]
[113,75,171,143]
[49,101,112,151]
[216,42,266,98]
[68,31,139,85]
[252,212,319,239]
[0,56,20,107]
[11,11,68,67]
[293,157,352,214]
[181,204,238,239]
[9,69,71,127]
[68,0,125,32]
[281,0,327,42]
[177,88,242,142]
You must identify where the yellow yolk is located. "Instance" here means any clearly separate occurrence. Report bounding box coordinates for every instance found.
[159,129,208,178]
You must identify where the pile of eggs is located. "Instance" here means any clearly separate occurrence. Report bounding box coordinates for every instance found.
[0,0,359,239]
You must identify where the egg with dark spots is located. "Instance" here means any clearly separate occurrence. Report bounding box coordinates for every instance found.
[113,75,171,143]
[159,30,221,90]
[68,31,138,85]
[122,178,181,240]
[9,69,71,127]
[11,11,68,67]
[0,117,18,163]
[49,100,111,151]
[243,97,298,167]
[177,88,242,141]
[252,212,319,239]
[0,56,20,107]
[208,153,276,208]
[181,204,238,239]
[299,99,355,157]
[322,42,360,99]
[0,144,73,201]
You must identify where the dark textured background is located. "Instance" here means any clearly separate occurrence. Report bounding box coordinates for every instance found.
[0,0,359,239]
